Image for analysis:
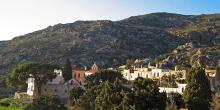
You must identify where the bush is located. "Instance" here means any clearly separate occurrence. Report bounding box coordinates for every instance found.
[0,98,30,109]
[0,98,11,107]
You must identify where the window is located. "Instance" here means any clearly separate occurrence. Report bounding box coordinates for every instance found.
[65,90,67,93]
[157,73,159,77]
[54,89,57,92]
[44,89,47,92]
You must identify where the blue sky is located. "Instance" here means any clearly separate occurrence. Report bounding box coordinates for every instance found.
[0,0,220,40]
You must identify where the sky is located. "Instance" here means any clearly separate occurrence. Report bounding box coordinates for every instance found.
[0,0,220,41]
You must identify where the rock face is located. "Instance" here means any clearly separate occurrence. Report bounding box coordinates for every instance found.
[156,43,220,69]
[0,12,220,77]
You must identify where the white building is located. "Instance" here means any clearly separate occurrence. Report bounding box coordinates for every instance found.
[26,69,82,98]
[26,75,35,96]
[150,68,170,79]
[122,69,135,80]
[122,68,152,81]
[122,68,171,81]
[159,80,187,94]
[121,64,186,81]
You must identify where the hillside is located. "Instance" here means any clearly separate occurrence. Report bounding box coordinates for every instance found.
[0,12,220,79]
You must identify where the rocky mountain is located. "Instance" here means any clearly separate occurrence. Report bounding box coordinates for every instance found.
[0,12,220,79]
[155,43,220,69]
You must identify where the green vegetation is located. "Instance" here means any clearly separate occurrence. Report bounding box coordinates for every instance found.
[85,70,123,88]
[0,98,29,110]
[6,62,60,95]
[133,77,167,110]
[159,74,178,88]
[25,96,66,110]
[183,68,212,110]
[63,59,72,81]
[0,106,23,110]
[76,70,167,110]
[69,86,85,106]
[208,46,220,55]
[211,88,220,110]
[166,93,185,110]
[125,59,135,69]
[0,88,15,99]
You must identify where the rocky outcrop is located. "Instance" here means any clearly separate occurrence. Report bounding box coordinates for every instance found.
[1,12,220,79]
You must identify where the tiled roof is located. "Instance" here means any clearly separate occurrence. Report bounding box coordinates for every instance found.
[72,67,97,74]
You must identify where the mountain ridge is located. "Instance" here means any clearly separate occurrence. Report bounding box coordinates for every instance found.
[0,12,220,80]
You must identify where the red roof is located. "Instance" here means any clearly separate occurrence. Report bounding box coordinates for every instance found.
[72,67,97,74]
[86,69,97,74]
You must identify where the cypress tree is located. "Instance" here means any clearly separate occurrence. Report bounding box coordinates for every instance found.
[183,67,212,110]
[63,59,72,81]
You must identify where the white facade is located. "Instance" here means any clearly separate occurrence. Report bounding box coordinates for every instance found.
[122,67,175,81]
[122,68,152,81]
[122,69,133,80]
[27,77,35,96]
[121,65,188,94]
[159,83,187,94]
[151,69,170,79]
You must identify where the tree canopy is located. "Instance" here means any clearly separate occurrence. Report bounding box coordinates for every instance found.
[6,62,60,95]
[211,88,220,110]
[77,75,167,110]
[25,96,66,110]
[166,93,185,110]
[85,70,123,88]
[183,67,212,110]
[133,77,167,110]
[69,86,85,106]
[159,74,178,88]
[77,80,134,110]
[63,59,72,81]
[125,59,135,69]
